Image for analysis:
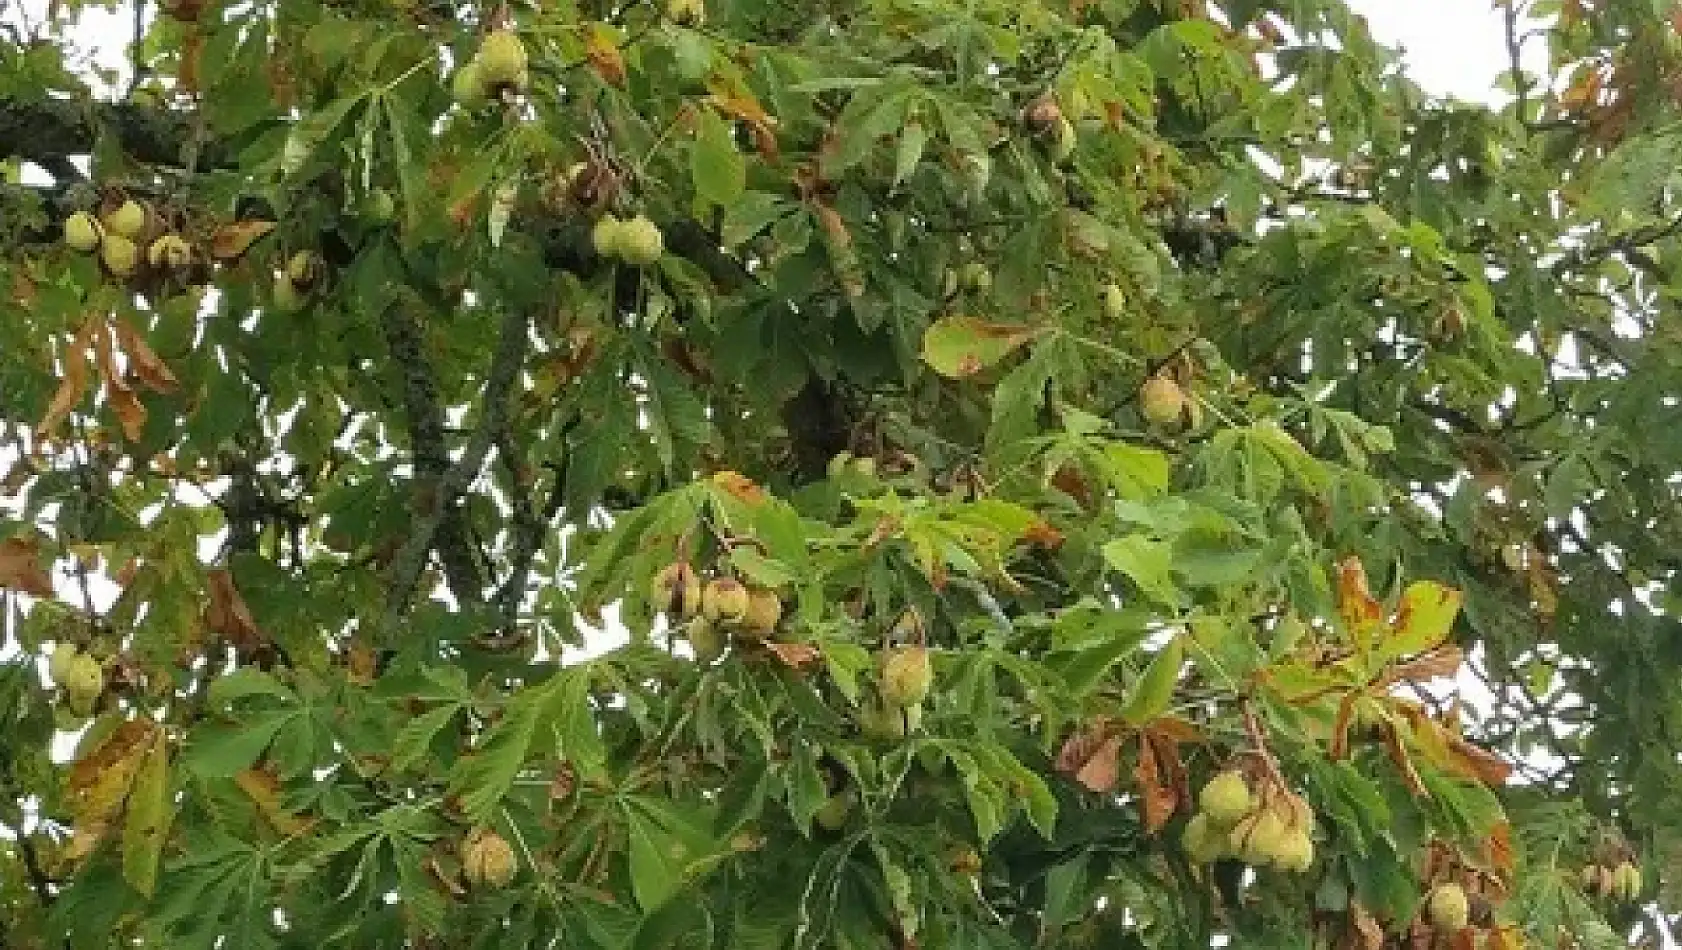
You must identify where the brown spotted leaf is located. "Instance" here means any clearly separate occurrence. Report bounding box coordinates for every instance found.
[921,316,1043,379]
[234,768,315,837]
[584,23,626,87]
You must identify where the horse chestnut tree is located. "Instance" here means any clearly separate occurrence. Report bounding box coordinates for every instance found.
[0,0,1676,947]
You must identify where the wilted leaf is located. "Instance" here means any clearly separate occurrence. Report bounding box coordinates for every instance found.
[763,641,821,668]
[204,569,265,651]
[0,535,55,597]
[209,220,276,259]
[1056,720,1121,793]
[38,318,98,438]
[1132,733,1178,834]
[921,316,1043,378]
[115,318,180,394]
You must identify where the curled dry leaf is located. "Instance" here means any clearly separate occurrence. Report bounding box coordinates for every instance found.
[1133,733,1179,834]
[38,319,100,439]
[115,319,180,395]
[210,220,276,259]
[1056,720,1121,793]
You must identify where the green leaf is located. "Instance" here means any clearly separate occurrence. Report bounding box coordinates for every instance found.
[183,712,291,778]
[1121,635,1185,725]
[1101,535,1181,606]
[692,108,747,207]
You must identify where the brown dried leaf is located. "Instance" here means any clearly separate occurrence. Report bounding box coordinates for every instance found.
[0,535,55,597]
[115,319,180,394]
[1056,721,1121,793]
[763,641,821,668]
[204,568,265,650]
[39,319,99,438]
[93,321,146,442]
[1133,733,1179,834]
[209,220,276,260]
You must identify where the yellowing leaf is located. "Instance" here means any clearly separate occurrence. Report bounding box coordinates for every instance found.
[234,768,315,837]
[121,727,172,896]
[921,316,1043,378]
[67,719,159,865]
[1335,556,1384,659]
[1380,580,1463,664]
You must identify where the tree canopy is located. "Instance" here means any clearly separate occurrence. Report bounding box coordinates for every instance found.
[2,0,1680,946]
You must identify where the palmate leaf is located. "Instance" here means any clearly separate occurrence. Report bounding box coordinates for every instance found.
[447,663,603,823]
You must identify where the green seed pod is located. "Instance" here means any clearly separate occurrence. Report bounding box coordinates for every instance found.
[1427,883,1469,930]
[686,616,726,664]
[1198,770,1252,826]
[880,645,933,708]
[64,213,102,252]
[701,577,750,624]
[1181,813,1226,865]
[478,30,528,86]
[104,200,146,240]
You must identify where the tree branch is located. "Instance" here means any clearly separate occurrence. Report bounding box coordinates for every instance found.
[0,97,230,171]
[379,303,529,631]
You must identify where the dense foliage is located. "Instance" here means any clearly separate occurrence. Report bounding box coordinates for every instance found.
[2,0,1680,946]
